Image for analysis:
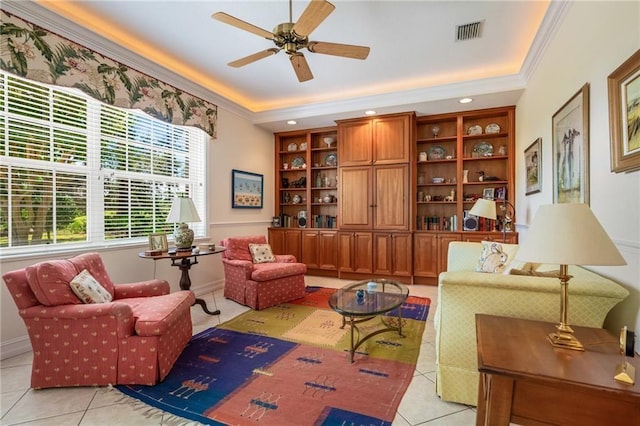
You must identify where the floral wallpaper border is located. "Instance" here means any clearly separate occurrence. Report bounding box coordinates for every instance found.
[0,10,217,137]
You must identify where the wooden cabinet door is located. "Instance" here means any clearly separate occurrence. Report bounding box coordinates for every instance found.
[339,120,372,166]
[337,232,354,273]
[353,232,373,273]
[268,228,285,255]
[438,233,461,273]
[301,230,319,268]
[392,232,413,276]
[374,164,409,230]
[338,232,372,273]
[373,114,411,164]
[284,229,302,261]
[413,233,439,278]
[373,233,392,275]
[317,230,338,270]
[338,166,372,229]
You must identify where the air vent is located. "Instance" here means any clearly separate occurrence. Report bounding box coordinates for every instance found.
[456,21,483,41]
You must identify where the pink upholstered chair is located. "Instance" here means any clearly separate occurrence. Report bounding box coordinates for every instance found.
[2,252,195,389]
[220,235,307,310]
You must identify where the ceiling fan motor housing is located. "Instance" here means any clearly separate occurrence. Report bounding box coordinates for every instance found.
[273,22,308,54]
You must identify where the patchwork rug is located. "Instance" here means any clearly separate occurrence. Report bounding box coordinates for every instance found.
[117,286,430,425]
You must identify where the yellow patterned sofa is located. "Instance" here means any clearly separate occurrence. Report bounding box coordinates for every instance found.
[434,241,629,406]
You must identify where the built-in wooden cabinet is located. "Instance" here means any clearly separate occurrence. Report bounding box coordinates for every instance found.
[270,108,517,285]
[338,113,413,166]
[337,231,373,274]
[301,230,338,272]
[373,232,413,277]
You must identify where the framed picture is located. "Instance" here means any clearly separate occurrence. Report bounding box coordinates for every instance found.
[552,83,590,204]
[495,187,507,200]
[232,169,264,209]
[608,49,640,173]
[482,187,495,199]
[148,233,168,251]
[524,138,542,195]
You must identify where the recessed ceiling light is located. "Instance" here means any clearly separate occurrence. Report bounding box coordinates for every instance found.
[287,120,297,125]
[459,98,473,104]
[365,110,376,116]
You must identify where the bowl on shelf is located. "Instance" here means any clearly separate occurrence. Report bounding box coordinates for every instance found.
[432,177,445,184]
[322,136,335,148]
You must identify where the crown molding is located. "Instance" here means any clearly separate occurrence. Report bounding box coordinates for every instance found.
[520,0,572,82]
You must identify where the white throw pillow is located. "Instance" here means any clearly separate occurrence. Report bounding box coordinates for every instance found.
[476,241,509,273]
[69,269,113,304]
[248,243,276,264]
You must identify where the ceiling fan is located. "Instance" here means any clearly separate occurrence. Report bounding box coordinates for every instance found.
[212,0,370,82]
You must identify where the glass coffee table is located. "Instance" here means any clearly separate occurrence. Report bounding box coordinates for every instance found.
[328,279,409,363]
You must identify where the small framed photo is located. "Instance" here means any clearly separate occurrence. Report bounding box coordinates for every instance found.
[482,187,495,199]
[148,233,168,251]
[232,169,264,209]
[495,187,507,200]
[524,138,542,195]
[608,49,640,173]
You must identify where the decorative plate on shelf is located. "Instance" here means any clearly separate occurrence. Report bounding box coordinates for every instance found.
[287,142,298,151]
[299,142,308,150]
[467,124,483,135]
[428,145,446,160]
[485,123,501,134]
[473,141,494,157]
[291,156,305,168]
[324,153,337,167]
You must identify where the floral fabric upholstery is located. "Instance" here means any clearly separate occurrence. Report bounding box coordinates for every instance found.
[2,252,195,389]
[434,242,629,407]
[221,236,307,310]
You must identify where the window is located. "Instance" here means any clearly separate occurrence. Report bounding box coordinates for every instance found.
[0,71,207,254]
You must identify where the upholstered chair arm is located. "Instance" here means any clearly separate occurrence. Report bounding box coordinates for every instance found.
[113,279,170,299]
[19,302,134,321]
[274,254,297,263]
[19,302,136,338]
[222,258,254,279]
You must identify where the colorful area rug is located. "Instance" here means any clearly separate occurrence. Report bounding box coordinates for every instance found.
[117,286,430,425]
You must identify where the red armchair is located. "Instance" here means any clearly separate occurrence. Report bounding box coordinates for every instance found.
[2,252,195,389]
[220,235,307,310]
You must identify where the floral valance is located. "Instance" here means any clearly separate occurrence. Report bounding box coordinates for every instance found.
[0,10,217,137]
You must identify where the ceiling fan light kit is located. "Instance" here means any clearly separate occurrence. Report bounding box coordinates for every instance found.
[213,0,370,82]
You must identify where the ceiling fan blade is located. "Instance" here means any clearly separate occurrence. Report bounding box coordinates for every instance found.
[290,53,314,82]
[212,12,274,39]
[228,48,280,68]
[308,41,370,60]
[292,0,335,37]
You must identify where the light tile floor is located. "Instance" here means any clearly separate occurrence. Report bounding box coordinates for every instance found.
[1,276,475,425]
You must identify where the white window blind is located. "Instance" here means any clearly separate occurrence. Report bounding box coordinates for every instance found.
[0,71,207,253]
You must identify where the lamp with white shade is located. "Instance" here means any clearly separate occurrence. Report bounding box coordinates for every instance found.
[469,197,515,242]
[166,197,201,251]
[516,203,626,351]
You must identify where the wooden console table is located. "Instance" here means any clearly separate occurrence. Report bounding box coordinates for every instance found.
[475,314,640,426]
[139,247,226,315]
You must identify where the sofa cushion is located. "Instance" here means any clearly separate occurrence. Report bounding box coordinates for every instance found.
[69,269,113,303]
[118,291,195,336]
[25,260,82,306]
[251,262,307,281]
[248,243,276,263]
[476,241,510,273]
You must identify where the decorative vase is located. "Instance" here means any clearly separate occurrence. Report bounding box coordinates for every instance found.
[174,223,194,250]
[463,169,469,183]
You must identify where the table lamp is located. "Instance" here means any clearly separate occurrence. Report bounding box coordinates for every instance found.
[166,197,201,251]
[469,198,515,242]
[516,203,626,350]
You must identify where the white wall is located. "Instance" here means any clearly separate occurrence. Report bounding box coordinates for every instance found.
[515,1,640,347]
[0,105,273,359]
